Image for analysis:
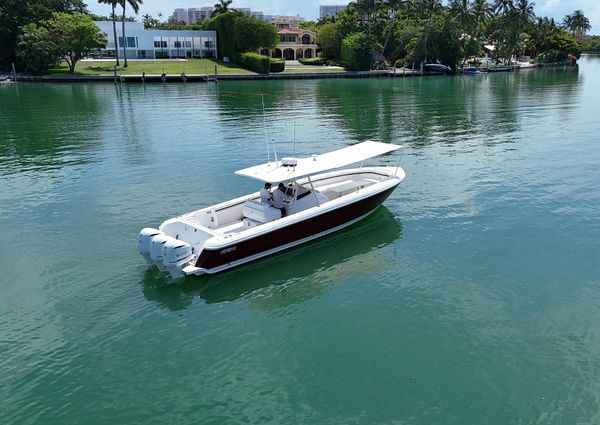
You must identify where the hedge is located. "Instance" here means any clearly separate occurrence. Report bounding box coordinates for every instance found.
[235,52,270,73]
[270,58,285,73]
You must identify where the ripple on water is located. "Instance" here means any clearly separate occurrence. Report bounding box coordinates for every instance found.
[2,60,600,424]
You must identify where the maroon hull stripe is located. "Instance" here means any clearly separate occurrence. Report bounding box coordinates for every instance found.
[195,185,398,270]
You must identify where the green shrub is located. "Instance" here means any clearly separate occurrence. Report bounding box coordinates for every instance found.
[536,50,565,63]
[298,58,325,65]
[270,58,285,73]
[341,32,375,71]
[235,52,270,73]
[207,12,278,59]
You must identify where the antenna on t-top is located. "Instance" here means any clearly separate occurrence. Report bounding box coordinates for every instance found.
[261,94,270,164]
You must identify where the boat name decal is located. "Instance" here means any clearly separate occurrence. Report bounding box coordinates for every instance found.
[220,246,237,255]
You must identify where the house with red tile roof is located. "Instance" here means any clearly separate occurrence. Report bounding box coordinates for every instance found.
[259,28,319,60]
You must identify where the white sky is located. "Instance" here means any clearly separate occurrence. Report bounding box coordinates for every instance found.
[86,0,599,34]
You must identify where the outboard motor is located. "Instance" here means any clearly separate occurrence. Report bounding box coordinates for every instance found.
[163,239,193,279]
[150,233,172,272]
[138,228,161,264]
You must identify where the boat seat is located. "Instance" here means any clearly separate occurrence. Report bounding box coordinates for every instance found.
[242,200,281,223]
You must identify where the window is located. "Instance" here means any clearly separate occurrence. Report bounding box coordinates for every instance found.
[118,37,136,48]
[204,40,214,49]
[174,41,182,48]
[153,40,167,48]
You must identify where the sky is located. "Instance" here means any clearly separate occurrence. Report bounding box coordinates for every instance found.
[87,0,600,34]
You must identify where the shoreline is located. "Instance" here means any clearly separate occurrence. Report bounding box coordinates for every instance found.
[10,61,577,83]
[15,69,421,83]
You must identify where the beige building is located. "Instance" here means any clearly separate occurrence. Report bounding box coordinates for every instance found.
[260,28,318,60]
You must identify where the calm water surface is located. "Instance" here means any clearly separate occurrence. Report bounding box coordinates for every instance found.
[1,57,600,424]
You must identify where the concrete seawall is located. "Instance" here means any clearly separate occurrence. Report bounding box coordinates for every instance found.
[13,62,576,83]
[16,69,426,83]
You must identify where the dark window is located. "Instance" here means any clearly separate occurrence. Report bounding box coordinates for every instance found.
[118,37,136,48]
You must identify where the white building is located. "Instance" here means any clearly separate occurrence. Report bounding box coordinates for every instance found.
[319,5,347,18]
[94,21,218,59]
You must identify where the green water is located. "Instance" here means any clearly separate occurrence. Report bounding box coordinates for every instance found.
[1,57,599,424]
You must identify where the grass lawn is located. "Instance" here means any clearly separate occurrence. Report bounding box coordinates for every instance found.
[49,58,255,76]
[47,58,349,77]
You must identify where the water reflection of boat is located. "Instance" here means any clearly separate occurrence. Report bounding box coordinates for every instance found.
[138,141,405,279]
[141,207,402,311]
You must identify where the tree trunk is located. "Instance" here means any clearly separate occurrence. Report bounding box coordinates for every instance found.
[67,55,76,74]
[122,2,128,68]
[111,4,120,66]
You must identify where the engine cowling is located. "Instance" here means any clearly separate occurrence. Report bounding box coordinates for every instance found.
[163,239,193,279]
[138,228,161,264]
[150,234,172,271]
[163,239,193,266]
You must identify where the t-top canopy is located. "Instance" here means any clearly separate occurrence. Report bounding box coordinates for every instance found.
[235,140,402,183]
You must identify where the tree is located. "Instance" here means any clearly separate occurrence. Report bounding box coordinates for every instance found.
[98,0,120,66]
[563,10,591,36]
[212,0,233,17]
[450,0,475,31]
[16,13,106,74]
[472,0,494,33]
[409,0,443,20]
[16,24,58,72]
[233,14,278,52]
[0,0,87,68]
[206,12,277,58]
[349,0,382,35]
[381,0,408,57]
[120,0,143,68]
[317,22,343,60]
[341,32,375,70]
[515,0,535,28]
[50,13,107,73]
[142,14,160,29]
[494,0,514,15]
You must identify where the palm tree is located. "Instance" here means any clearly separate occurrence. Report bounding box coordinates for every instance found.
[494,0,514,15]
[472,0,493,33]
[120,0,143,68]
[412,0,442,20]
[563,10,591,36]
[212,0,233,17]
[515,0,535,28]
[99,0,120,66]
[381,0,409,55]
[350,0,382,35]
[450,0,475,30]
